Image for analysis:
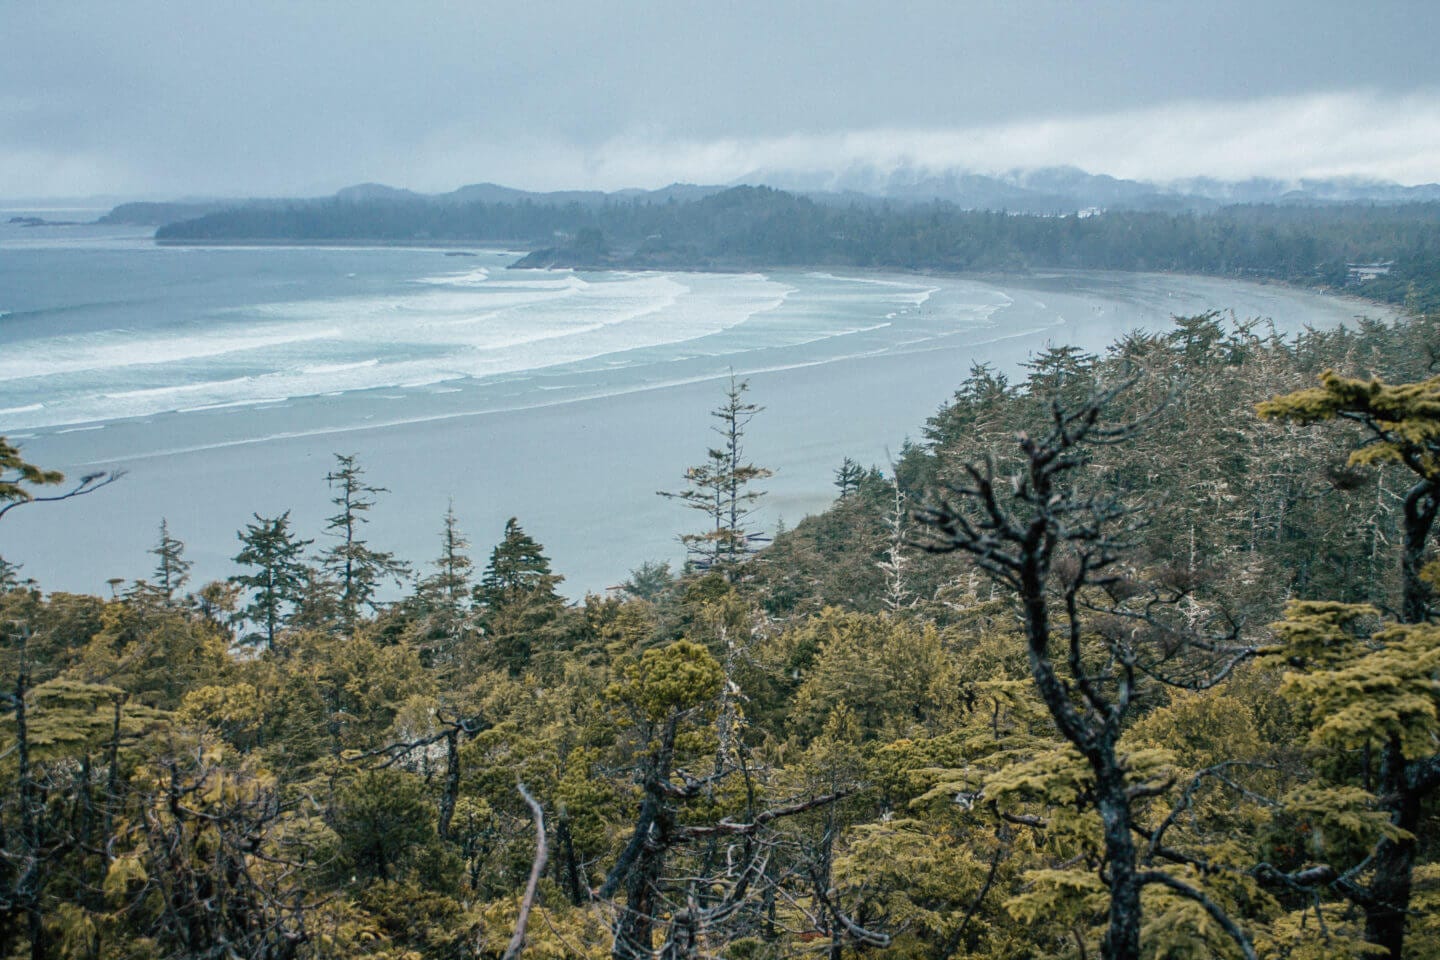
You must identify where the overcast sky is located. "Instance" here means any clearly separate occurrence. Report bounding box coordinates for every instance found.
[4,1,1438,199]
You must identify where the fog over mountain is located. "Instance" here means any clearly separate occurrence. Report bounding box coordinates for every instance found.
[3,2,1439,201]
[738,165,1440,213]
[93,167,1440,232]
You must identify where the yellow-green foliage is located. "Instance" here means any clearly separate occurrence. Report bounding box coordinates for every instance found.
[1257,370,1440,479]
[610,638,723,723]
[1124,690,1264,772]
[1254,906,1387,960]
[834,818,1003,949]
[1266,601,1440,759]
[13,315,1440,960]
[476,885,611,960]
[868,730,977,807]
[0,435,63,506]
[80,601,232,710]
[175,681,265,748]
[983,746,1093,809]
[1408,863,1440,960]
[48,901,101,960]
[785,608,956,741]
[7,679,123,749]
[1005,868,1108,936]
[1140,871,1266,960]
[1277,783,1408,853]
[554,746,623,859]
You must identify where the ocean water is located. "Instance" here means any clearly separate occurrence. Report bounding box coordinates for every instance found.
[0,216,1395,597]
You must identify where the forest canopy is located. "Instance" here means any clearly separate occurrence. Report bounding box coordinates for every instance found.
[2,306,1439,960]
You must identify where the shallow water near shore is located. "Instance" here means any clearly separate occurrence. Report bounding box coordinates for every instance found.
[0,220,1394,596]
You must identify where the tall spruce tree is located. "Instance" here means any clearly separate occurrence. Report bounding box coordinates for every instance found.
[658,374,773,571]
[148,519,191,606]
[413,503,476,667]
[420,502,474,619]
[833,457,864,500]
[320,454,410,631]
[231,511,312,651]
[475,517,564,673]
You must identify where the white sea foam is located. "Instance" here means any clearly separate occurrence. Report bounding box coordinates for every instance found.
[416,267,491,286]
[103,377,259,403]
[8,266,1277,437]
[0,325,344,382]
[806,272,932,290]
[178,397,291,413]
[398,374,465,389]
[0,269,802,429]
[487,274,590,291]
[300,359,381,375]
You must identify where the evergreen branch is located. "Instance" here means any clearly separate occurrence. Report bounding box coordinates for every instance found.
[1138,870,1258,960]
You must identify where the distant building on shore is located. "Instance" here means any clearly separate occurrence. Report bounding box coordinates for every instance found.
[1347,261,1393,283]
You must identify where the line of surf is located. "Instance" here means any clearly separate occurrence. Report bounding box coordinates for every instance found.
[65,334,997,466]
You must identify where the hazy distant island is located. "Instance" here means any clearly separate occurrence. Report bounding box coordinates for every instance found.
[7,215,81,227]
[144,173,1440,313]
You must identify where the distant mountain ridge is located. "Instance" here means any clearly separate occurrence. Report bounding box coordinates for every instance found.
[98,182,730,226]
[332,180,727,209]
[98,165,1440,230]
[741,164,1440,213]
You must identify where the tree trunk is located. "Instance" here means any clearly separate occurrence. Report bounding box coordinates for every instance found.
[1360,482,1438,959]
[1365,739,1422,960]
[1400,482,1437,625]
[554,815,587,906]
[12,671,47,960]
[438,729,459,841]
[1096,772,1142,960]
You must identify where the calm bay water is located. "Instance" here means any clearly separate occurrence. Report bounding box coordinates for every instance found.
[0,216,1395,596]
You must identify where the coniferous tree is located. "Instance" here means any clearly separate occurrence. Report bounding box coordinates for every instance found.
[833,457,864,500]
[1259,370,1440,960]
[914,382,1266,960]
[231,511,312,651]
[287,565,342,633]
[475,517,565,673]
[659,374,773,572]
[320,454,410,631]
[619,560,673,602]
[420,502,473,620]
[0,556,24,592]
[147,519,191,606]
[413,503,476,668]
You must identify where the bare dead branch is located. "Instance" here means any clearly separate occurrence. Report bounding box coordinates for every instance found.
[0,469,126,521]
[502,782,548,960]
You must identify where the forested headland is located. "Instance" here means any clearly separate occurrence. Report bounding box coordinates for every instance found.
[3,303,1440,959]
[154,186,1440,313]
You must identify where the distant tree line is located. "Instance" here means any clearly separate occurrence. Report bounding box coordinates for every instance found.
[157,186,1440,311]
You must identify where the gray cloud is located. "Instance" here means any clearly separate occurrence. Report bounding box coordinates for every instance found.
[3,1,1438,198]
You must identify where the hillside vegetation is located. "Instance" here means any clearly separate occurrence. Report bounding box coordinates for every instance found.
[2,307,1439,959]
